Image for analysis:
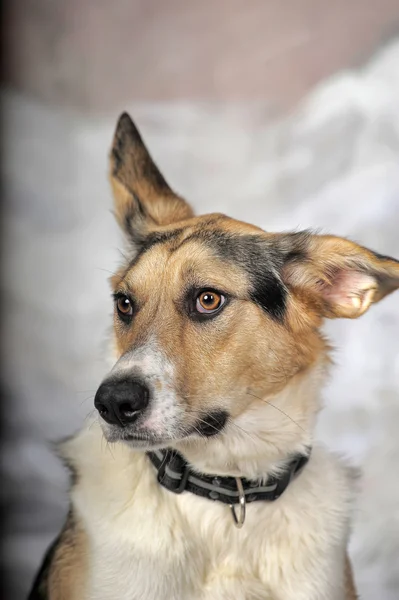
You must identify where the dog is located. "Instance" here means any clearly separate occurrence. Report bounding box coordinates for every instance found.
[29,112,399,600]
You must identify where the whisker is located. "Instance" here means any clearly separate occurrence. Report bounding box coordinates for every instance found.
[105,439,115,459]
[228,421,259,443]
[84,408,96,423]
[95,267,120,277]
[80,395,95,406]
[117,249,130,262]
[190,425,207,440]
[246,391,306,433]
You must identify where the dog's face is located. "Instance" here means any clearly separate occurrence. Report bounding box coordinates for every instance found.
[94,113,399,452]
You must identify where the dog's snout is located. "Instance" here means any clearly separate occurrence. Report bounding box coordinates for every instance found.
[94,378,150,426]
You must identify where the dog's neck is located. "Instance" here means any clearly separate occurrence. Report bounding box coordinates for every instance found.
[172,360,327,480]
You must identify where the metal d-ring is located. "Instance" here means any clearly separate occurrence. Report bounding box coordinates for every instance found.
[229,477,246,528]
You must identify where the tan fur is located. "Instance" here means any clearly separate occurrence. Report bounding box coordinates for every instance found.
[110,221,326,435]
[32,113,399,599]
[48,512,88,599]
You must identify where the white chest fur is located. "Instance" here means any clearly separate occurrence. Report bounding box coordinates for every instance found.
[66,423,355,600]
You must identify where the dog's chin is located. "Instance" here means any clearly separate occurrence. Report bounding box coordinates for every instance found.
[102,427,174,450]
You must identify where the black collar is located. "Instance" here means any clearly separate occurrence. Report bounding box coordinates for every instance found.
[147,448,310,506]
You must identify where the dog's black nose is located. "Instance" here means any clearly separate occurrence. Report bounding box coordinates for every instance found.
[94,378,150,426]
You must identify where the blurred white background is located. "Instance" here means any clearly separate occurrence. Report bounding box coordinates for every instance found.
[1,2,399,598]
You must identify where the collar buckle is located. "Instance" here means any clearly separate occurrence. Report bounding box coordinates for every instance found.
[157,451,191,494]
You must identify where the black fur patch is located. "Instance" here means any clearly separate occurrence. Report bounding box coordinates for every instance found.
[111,128,125,177]
[249,272,287,321]
[111,113,141,178]
[194,410,228,437]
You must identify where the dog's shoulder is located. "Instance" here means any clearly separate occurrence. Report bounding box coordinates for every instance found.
[28,527,64,600]
[28,508,87,600]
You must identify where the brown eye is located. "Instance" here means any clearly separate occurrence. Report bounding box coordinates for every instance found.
[196,291,225,314]
[116,295,133,318]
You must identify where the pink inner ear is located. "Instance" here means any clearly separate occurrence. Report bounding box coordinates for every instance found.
[320,270,377,308]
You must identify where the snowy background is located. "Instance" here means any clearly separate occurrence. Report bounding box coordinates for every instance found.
[2,3,399,598]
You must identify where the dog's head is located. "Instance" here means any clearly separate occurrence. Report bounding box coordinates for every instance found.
[95,113,399,469]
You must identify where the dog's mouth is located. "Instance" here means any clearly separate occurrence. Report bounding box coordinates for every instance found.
[100,409,229,449]
[103,426,169,449]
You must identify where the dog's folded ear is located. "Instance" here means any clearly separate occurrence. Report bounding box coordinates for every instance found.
[281,232,399,319]
[109,112,193,244]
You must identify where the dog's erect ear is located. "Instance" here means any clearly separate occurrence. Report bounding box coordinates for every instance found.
[109,112,194,243]
[281,233,399,319]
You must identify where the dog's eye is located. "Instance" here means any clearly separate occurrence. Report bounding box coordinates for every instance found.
[196,291,225,314]
[116,295,133,318]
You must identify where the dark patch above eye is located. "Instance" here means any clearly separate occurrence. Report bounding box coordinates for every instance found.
[193,410,228,437]
[249,273,287,321]
[177,230,288,321]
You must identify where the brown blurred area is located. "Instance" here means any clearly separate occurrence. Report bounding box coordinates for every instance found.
[4,0,399,113]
